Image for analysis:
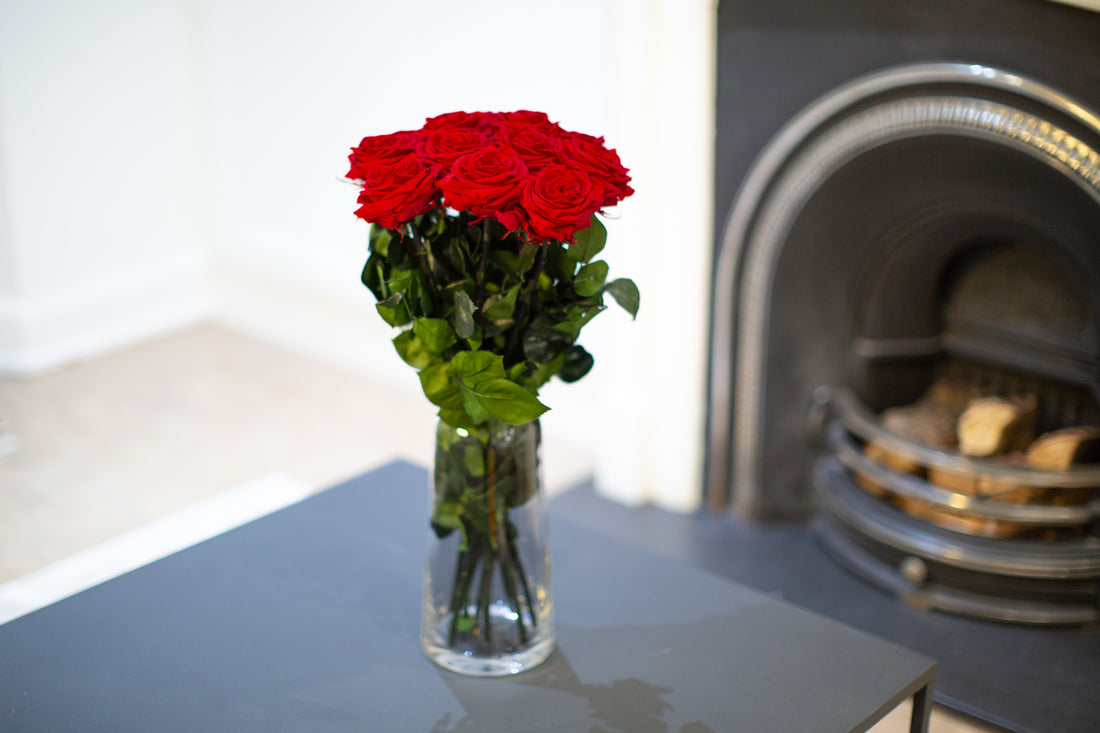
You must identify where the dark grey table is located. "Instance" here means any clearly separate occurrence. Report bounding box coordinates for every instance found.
[0,461,934,732]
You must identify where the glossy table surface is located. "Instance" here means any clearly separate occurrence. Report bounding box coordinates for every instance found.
[0,461,934,732]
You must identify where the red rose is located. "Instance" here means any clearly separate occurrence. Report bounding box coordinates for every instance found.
[352,153,438,230]
[346,131,419,181]
[559,131,634,207]
[439,148,529,232]
[492,110,554,132]
[416,127,491,175]
[521,164,605,242]
[422,110,496,132]
[498,126,562,173]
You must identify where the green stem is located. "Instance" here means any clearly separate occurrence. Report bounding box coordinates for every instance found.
[447,541,479,646]
[498,530,529,644]
[503,244,549,366]
[492,465,530,644]
[506,520,538,628]
[476,219,491,291]
[414,249,439,298]
[407,217,447,308]
[478,541,495,644]
[485,443,499,551]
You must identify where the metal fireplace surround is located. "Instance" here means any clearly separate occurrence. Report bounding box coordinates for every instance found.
[707,0,1100,521]
[705,0,1100,629]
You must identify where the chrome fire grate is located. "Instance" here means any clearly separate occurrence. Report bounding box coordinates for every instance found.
[813,386,1100,625]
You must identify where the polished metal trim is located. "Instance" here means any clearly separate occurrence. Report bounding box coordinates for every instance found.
[827,420,1098,525]
[813,457,1100,579]
[708,62,1100,514]
[814,511,1100,625]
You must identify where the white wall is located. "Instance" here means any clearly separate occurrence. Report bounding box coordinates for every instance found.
[0,0,715,511]
[0,0,212,373]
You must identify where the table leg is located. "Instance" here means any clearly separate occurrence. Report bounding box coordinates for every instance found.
[908,684,933,733]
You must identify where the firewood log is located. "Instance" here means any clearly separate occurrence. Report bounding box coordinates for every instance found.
[881,405,958,449]
[923,378,981,414]
[1024,426,1100,506]
[956,396,1037,457]
[927,455,1042,503]
[859,379,967,495]
[862,379,977,497]
[880,391,962,450]
[1025,426,1100,470]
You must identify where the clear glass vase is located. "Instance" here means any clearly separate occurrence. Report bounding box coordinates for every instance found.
[420,418,555,676]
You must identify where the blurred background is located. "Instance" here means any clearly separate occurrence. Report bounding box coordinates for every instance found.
[0,0,714,587]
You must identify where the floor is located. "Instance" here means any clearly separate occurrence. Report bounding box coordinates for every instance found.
[0,323,440,586]
[0,324,991,732]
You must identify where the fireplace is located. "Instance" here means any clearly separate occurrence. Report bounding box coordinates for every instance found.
[706,0,1100,628]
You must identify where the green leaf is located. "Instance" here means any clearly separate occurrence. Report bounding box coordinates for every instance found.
[520,351,566,392]
[462,378,548,425]
[516,240,540,276]
[392,330,436,369]
[521,327,572,363]
[451,290,476,339]
[361,253,386,301]
[449,351,547,425]
[567,216,606,262]
[414,276,433,317]
[466,323,483,351]
[431,501,463,533]
[451,351,510,426]
[545,241,575,281]
[369,224,392,257]
[604,278,640,319]
[385,268,418,299]
[462,443,486,477]
[419,362,463,411]
[459,385,492,425]
[574,260,609,297]
[480,317,514,336]
[452,350,508,382]
[559,345,595,383]
[375,292,410,327]
[551,304,605,337]
[438,406,476,430]
[383,230,414,267]
[439,236,469,277]
[412,318,457,354]
[483,284,521,320]
[489,251,518,274]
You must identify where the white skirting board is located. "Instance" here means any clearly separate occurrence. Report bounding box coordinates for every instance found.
[0,255,212,376]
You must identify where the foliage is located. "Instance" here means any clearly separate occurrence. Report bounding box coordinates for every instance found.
[362,211,638,427]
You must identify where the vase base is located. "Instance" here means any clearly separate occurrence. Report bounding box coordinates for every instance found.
[421,635,554,676]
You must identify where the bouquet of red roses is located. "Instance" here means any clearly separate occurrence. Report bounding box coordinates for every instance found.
[346,110,638,429]
[346,111,637,672]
